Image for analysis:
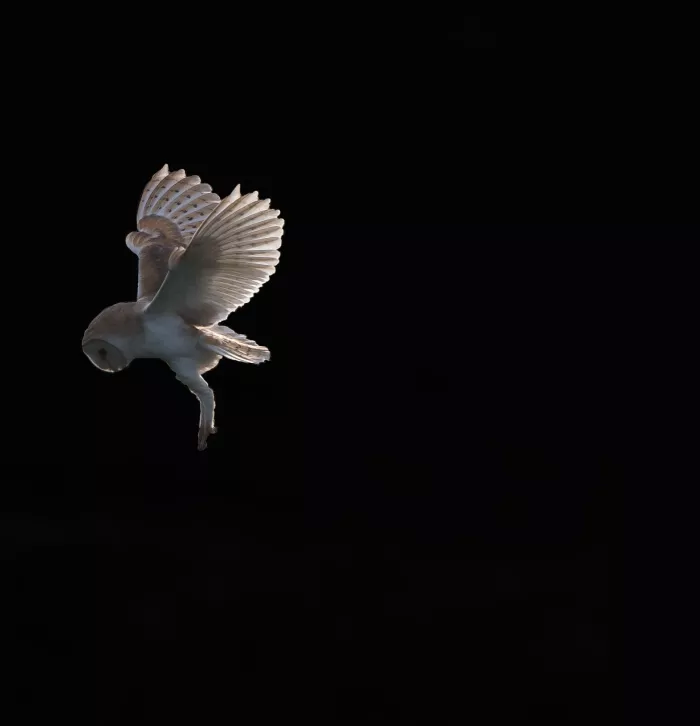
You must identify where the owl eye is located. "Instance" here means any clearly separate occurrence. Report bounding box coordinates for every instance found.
[83,339,128,373]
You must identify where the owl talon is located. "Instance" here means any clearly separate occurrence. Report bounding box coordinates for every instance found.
[197,424,217,451]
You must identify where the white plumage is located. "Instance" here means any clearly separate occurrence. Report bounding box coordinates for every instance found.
[82,165,284,450]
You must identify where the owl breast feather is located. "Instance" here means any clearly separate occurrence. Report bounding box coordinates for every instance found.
[140,313,199,360]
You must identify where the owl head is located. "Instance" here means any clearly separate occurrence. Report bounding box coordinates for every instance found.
[82,302,141,373]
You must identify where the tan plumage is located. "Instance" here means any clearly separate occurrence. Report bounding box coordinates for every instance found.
[82,165,284,450]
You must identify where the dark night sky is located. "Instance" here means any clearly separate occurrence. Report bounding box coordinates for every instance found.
[8,12,693,725]
[9,169,622,723]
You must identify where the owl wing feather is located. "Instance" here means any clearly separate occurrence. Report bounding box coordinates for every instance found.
[145,186,284,326]
[125,165,221,300]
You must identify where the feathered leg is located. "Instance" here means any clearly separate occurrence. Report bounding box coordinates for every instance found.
[169,359,217,450]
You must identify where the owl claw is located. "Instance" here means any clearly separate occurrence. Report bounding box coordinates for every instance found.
[197,424,217,451]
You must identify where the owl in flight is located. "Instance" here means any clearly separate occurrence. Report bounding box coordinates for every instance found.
[82,165,284,450]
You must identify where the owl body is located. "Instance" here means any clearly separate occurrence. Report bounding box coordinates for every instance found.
[141,311,224,375]
[140,310,199,360]
[82,165,284,450]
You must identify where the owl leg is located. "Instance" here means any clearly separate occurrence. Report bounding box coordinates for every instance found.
[169,359,217,451]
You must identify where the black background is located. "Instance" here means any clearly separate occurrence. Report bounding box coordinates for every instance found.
[6,11,690,725]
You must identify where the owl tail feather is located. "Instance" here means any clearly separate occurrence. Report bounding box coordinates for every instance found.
[198,325,270,364]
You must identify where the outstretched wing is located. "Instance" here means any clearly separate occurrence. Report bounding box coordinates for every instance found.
[125,165,221,299]
[145,185,284,325]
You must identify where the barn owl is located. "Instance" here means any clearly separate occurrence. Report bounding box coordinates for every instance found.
[82,165,284,450]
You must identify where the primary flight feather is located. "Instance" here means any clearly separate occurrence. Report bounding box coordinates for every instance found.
[82,165,284,450]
